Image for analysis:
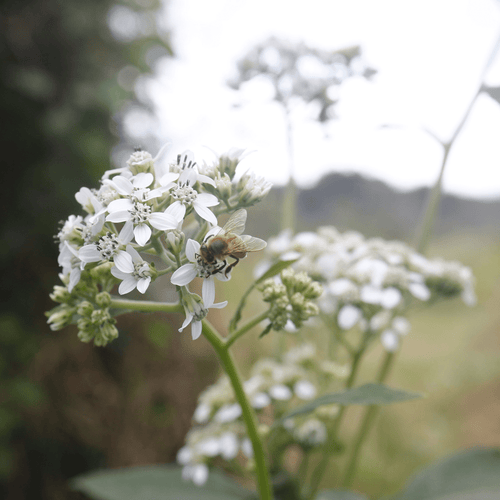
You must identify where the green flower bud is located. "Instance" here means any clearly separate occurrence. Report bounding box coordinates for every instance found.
[49,285,71,304]
[77,301,94,317]
[95,292,112,308]
[46,304,75,331]
[90,261,113,280]
[165,230,185,256]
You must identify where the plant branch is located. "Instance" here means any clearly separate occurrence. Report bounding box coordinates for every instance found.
[202,319,274,500]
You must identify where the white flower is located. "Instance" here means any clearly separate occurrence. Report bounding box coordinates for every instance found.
[178,298,228,341]
[171,239,230,304]
[111,245,153,294]
[337,304,361,330]
[105,199,179,247]
[182,464,209,486]
[213,403,242,423]
[160,151,219,225]
[294,380,317,400]
[58,242,84,292]
[104,172,173,203]
[79,222,134,264]
[269,384,293,401]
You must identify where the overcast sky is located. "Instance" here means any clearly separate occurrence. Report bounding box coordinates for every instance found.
[139,0,500,199]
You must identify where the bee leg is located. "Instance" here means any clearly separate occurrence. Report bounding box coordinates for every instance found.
[213,260,227,275]
[224,257,239,277]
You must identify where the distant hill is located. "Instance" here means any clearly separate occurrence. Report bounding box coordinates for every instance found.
[247,172,500,243]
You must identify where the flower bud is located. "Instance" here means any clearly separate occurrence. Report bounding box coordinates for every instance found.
[95,292,112,308]
[77,301,94,317]
[49,285,71,304]
[127,149,155,175]
[46,305,75,331]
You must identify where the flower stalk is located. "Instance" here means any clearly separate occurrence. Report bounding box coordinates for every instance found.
[201,319,274,500]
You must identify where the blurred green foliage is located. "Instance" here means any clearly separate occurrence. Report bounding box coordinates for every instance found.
[0,0,173,497]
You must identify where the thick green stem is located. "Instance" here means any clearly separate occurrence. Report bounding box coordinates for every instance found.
[202,320,274,500]
[225,311,269,348]
[109,297,183,314]
[341,352,395,488]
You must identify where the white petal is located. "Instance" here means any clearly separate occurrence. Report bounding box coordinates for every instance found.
[210,301,228,309]
[126,244,142,263]
[193,203,217,225]
[159,172,180,186]
[171,264,198,286]
[118,220,134,244]
[136,277,151,293]
[114,250,134,273]
[118,277,138,295]
[79,245,101,263]
[111,266,129,280]
[195,192,219,207]
[68,268,81,292]
[202,277,215,308]
[179,313,193,332]
[107,198,133,213]
[191,320,202,340]
[197,173,216,187]
[149,212,178,230]
[110,176,133,195]
[165,201,186,222]
[134,224,152,246]
[186,239,200,262]
[132,172,153,188]
[106,210,131,223]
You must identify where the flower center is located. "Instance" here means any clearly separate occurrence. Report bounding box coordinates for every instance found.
[96,233,120,260]
[130,202,152,224]
[171,185,198,206]
[132,262,151,280]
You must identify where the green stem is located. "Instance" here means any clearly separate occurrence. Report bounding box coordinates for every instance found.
[282,106,296,232]
[413,31,500,254]
[307,345,367,499]
[202,320,273,500]
[225,311,269,348]
[341,352,395,488]
[109,297,183,314]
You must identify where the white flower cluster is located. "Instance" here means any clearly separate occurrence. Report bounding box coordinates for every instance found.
[257,228,476,352]
[48,146,270,345]
[177,343,349,485]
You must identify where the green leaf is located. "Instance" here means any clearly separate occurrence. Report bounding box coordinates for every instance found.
[255,258,299,285]
[71,465,253,500]
[278,383,422,422]
[391,448,500,500]
[316,490,370,500]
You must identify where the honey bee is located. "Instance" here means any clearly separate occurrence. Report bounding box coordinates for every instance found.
[197,209,267,277]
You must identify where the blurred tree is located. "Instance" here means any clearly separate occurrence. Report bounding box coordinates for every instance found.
[0,1,210,498]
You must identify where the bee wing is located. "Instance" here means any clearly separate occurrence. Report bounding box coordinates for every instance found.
[240,235,267,252]
[221,209,247,235]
